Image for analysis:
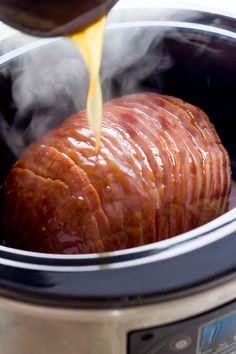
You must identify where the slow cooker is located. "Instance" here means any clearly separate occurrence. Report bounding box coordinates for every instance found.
[0,1,236,353]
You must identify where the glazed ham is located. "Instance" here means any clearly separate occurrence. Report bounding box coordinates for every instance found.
[3,93,231,254]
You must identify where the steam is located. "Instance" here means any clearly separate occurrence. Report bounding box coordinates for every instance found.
[102,24,173,100]
[0,3,223,159]
[0,35,90,157]
[1,27,173,158]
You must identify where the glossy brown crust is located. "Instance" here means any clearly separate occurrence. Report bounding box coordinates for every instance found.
[3,93,231,254]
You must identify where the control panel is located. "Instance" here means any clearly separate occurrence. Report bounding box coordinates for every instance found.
[128,300,236,353]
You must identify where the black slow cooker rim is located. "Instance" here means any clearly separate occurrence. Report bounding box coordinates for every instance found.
[0,7,235,306]
[0,219,236,308]
[0,210,235,267]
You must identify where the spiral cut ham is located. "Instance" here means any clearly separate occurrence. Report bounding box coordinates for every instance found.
[3,93,231,254]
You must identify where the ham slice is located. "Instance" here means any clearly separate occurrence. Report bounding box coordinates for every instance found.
[3,93,231,254]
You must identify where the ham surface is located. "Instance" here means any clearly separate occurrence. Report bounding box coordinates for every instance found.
[3,93,231,254]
